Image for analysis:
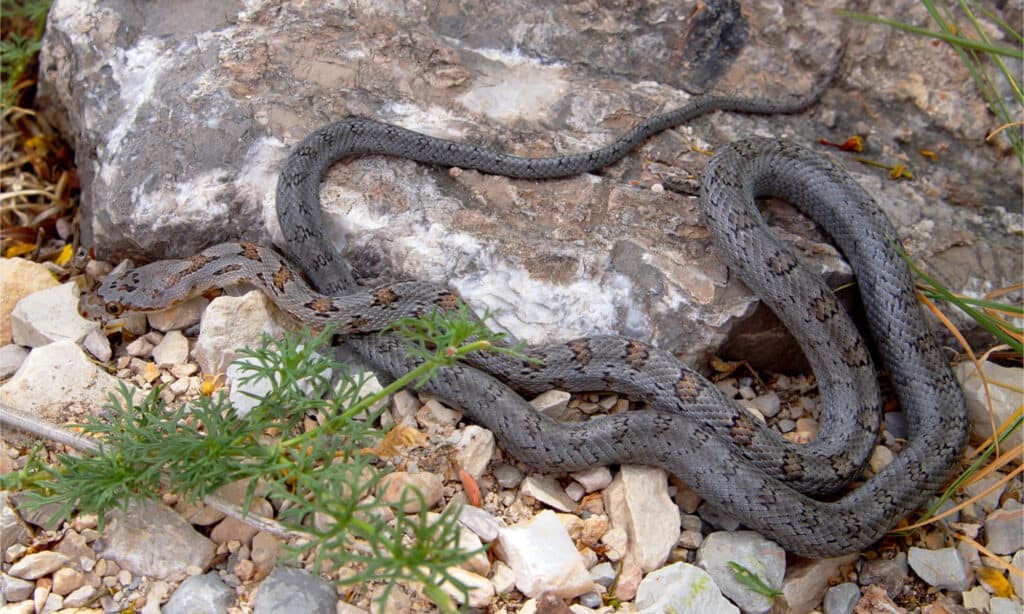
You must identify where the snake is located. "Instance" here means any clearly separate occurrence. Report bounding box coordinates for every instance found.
[81,49,969,557]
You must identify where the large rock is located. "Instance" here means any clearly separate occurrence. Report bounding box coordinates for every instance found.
[37,1,1021,370]
[0,339,135,423]
[93,500,216,581]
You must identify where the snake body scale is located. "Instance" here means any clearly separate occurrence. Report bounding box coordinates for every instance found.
[83,49,968,557]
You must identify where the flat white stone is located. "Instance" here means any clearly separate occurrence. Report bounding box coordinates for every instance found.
[147,296,209,332]
[634,562,738,614]
[696,531,785,614]
[570,466,613,493]
[603,465,680,572]
[529,389,572,417]
[520,475,577,512]
[81,329,112,362]
[496,510,593,599]
[11,282,99,347]
[907,547,971,591]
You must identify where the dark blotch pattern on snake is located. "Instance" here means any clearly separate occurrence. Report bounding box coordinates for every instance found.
[84,48,968,557]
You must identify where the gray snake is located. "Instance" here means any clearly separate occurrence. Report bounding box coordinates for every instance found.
[82,52,968,557]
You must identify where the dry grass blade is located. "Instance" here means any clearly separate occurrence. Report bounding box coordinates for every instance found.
[955,533,1024,581]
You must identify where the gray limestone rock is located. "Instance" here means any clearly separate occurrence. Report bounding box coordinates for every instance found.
[93,500,216,581]
[162,572,235,614]
[36,1,1021,371]
[253,566,337,614]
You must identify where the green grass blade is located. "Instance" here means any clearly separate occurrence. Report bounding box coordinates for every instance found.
[837,10,1024,58]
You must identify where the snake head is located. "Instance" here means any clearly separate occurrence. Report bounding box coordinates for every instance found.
[76,260,149,331]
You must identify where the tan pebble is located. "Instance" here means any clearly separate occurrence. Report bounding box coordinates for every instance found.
[795,417,819,436]
[210,516,259,546]
[185,565,203,576]
[234,558,255,582]
[71,514,98,531]
[783,431,813,444]
[34,584,51,613]
[581,515,609,546]
[51,567,85,595]
[117,569,132,586]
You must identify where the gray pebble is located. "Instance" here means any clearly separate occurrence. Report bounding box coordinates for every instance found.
[253,566,336,614]
[907,547,971,591]
[823,583,860,614]
[858,552,907,596]
[162,573,235,614]
[491,463,524,489]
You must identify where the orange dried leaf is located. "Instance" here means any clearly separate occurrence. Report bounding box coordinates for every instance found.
[976,566,1014,598]
[919,149,938,161]
[3,243,36,258]
[362,423,428,457]
[459,467,482,507]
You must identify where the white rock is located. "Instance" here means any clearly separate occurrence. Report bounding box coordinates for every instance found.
[152,330,190,368]
[589,562,616,587]
[991,597,1020,614]
[441,567,495,608]
[1011,550,1024,599]
[985,506,1024,554]
[520,475,577,512]
[696,531,785,614]
[194,291,292,375]
[81,328,112,362]
[529,389,571,417]
[0,344,30,379]
[601,526,628,561]
[458,503,503,542]
[490,560,516,594]
[456,523,490,576]
[747,392,781,418]
[496,510,593,599]
[961,585,990,612]
[3,573,35,601]
[390,389,420,425]
[603,465,680,572]
[955,361,1023,449]
[570,466,613,493]
[147,295,209,332]
[0,339,138,422]
[907,547,971,591]
[455,425,495,480]
[634,562,738,614]
[11,282,100,347]
[224,348,331,418]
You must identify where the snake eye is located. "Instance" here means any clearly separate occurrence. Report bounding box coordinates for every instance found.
[105,302,125,316]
